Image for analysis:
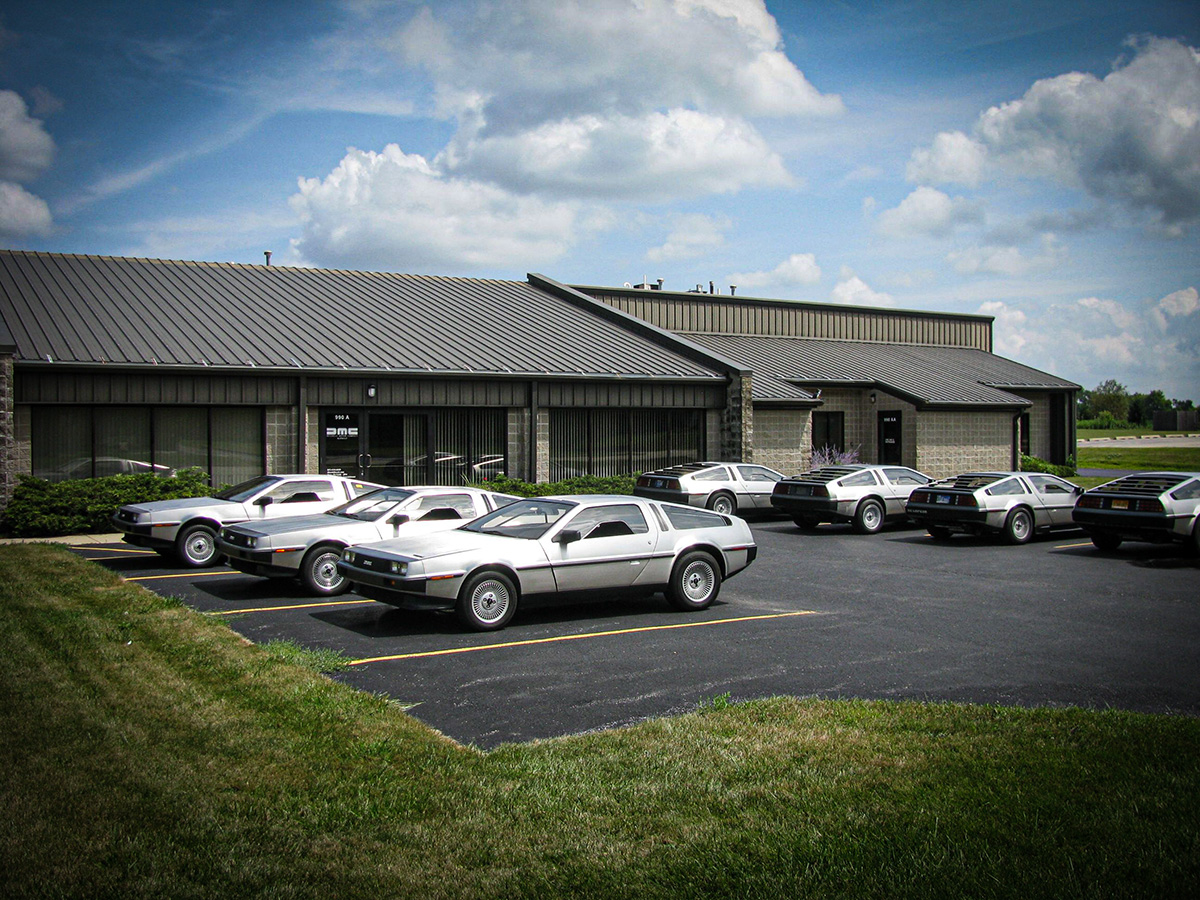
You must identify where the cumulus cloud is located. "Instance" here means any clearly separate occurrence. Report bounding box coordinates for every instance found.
[906,130,986,188]
[646,213,730,262]
[729,252,822,290]
[443,109,793,200]
[875,186,984,239]
[909,37,1200,228]
[983,288,1200,397]
[290,145,585,270]
[292,0,839,269]
[947,233,1065,276]
[0,181,52,237]
[0,90,54,182]
[831,269,893,307]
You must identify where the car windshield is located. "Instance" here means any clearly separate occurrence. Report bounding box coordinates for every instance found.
[213,476,281,502]
[460,498,575,539]
[328,488,415,521]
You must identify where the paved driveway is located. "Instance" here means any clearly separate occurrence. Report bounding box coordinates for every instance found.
[74,521,1200,749]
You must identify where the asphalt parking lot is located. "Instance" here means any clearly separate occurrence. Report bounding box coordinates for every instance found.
[73,520,1200,749]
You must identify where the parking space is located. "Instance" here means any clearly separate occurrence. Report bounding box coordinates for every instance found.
[74,521,1200,749]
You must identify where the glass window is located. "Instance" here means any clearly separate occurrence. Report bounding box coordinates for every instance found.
[693,467,730,482]
[883,467,929,486]
[1027,475,1074,494]
[211,408,262,487]
[155,408,209,475]
[737,465,783,483]
[566,503,650,538]
[812,411,845,453]
[31,407,92,480]
[662,504,727,530]
[414,493,479,518]
[267,479,336,503]
[839,470,879,487]
[550,408,704,481]
[95,407,151,475]
[1171,480,1200,501]
[987,478,1028,496]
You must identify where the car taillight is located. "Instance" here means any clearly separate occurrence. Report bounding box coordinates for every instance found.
[1135,499,1164,513]
[958,494,978,507]
[910,490,929,504]
[1077,495,1102,509]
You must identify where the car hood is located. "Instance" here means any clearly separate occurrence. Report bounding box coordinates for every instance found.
[122,497,241,515]
[227,513,353,537]
[354,527,504,561]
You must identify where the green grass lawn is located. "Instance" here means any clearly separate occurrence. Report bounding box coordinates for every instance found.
[1076,444,1200,472]
[3,544,1199,899]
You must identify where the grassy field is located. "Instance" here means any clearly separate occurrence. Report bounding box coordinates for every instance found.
[3,545,1199,898]
[1076,444,1200,473]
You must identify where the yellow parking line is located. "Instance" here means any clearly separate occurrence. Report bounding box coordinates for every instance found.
[209,599,377,616]
[126,571,240,581]
[349,610,819,666]
[1054,541,1096,549]
[77,547,156,555]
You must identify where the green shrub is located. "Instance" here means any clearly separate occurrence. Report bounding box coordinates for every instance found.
[1020,454,1077,478]
[470,473,638,497]
[1077,411,1135,430]
[0,468,212,537]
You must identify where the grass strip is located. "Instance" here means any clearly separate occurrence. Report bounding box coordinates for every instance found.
[1077,445,1200,472]
[3,544,1199,899]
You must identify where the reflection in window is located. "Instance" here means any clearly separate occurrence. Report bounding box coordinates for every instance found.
[550,409,704,481]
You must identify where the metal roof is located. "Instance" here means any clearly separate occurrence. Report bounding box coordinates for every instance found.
[0,251,723,381]
[686,333,1079,407]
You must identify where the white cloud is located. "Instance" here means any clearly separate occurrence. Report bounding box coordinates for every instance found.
[1150,286,1199,331]
[978,300,1028,356]
[906,130,986,188]
[396,0,843,128]
[442,109,793,200]
[910,37,1200,227]
[0,181,52,237]
[831,272,893,307]
[948,233,1065,276]
[647,213,730,262]
[0,90,55,182]
[729,252,822,290]
[289,144,584,271]
[875,186,984,239]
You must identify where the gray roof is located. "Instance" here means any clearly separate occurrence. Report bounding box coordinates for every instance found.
[0,251,723,381]
[687,333,1078,407]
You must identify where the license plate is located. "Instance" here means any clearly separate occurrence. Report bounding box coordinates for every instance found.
[936,494,953,504]
[1112,499,1129,510]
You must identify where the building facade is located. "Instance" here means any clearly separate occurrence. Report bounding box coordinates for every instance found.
[0,251,1077,504]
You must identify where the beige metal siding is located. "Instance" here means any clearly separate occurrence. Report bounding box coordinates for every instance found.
[584,289,992,351]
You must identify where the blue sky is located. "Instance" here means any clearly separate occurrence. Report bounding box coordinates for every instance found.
[1,0,1198,398]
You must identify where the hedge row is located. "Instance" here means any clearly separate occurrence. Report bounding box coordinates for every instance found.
[469,473,638,498]
[0,469,213,538]
[1019,454,1078,478]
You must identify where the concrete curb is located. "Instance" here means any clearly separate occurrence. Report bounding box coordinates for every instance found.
[0,533,124,546]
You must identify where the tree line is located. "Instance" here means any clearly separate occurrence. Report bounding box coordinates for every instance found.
[1077,379,1195,427]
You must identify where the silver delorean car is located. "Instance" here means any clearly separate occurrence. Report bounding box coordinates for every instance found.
[770,464,931,533]
[337,495,758,631]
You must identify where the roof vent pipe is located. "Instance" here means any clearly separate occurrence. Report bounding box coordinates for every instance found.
[730,284,737,296]
[656,278,663,290]
[709,281,715,294]
[264,251,272,266]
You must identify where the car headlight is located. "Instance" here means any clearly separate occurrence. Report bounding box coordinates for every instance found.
[390,561,407,576]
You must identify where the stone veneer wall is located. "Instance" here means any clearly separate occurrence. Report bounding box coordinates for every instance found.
[753,408,812,474]
[0,355,13,504]
[506,407,528,482]
[1025,394,1051,461]
[916,410,1012,479]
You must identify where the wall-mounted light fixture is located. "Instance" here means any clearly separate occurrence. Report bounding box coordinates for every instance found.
[869,392,877,404]
[367,383,377,399]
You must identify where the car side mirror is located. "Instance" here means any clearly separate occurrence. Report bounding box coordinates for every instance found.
[555,529,582,545]
[254,496,273,508]
[388,513,410,530]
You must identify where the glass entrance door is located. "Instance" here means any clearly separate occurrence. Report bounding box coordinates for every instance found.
[878,411,902,465]
[321,410,429,485]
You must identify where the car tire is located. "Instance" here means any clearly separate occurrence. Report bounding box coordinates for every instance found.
[927,526,952,541]
[176,522,220,568]
[852,498,885,535]
[666,551,722,611]
[456,571,517,631]
[1090,532,1122,552]
[707,492,736,516]
[1002,507,1033,545]
[300,545,347,596]
[1189,523,1200,558]
[793,516,820,530]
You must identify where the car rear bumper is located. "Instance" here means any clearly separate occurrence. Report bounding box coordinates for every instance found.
[1073,509,1189,543]
[632,487,702,507]
[907,504,995,532]
[770,495,841,519]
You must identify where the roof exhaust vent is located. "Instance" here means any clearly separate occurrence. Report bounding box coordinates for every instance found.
[264,251,272,266]
[730,284,737,296]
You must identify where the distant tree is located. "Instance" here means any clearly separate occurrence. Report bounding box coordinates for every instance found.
[1076,389,1094,421]
[1090,379,1130,421]
[1174,397,1196,411]
[1128,389,1171,426]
